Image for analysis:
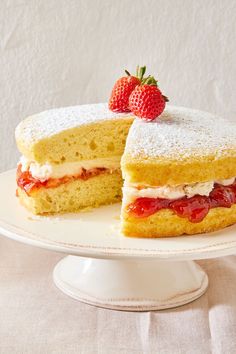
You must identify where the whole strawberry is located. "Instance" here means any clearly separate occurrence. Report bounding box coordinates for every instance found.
[129,76,168,121]
[109,66,146,113]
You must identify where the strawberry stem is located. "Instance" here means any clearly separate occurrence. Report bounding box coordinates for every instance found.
[162,95,169,102]
[125,70,131,76]
[139,66,146,80]
[142,76,157,86]
[135,65,146,81]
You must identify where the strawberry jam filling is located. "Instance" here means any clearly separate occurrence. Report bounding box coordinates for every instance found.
[16,164,108,195]
[127,181,236,223]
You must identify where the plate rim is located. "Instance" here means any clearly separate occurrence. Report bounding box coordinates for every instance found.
[1,212,236,261]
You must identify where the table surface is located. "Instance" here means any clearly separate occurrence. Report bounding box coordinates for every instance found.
[1,236,236,354]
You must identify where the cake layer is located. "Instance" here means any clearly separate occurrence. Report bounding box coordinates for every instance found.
[122,205,236,238]
[16,103,134,164]
[17,170,123,215]
[122,106,236,185]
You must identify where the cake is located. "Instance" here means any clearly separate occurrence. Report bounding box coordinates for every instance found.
[121,106,236,237]
[15,69,236,238]
[15,103,133,214]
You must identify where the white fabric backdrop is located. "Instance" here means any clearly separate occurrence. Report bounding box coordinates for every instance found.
[0,0,236,172]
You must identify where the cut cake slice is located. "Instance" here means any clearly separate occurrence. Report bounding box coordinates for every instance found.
[15,103,134,214]
[121,106,236,237]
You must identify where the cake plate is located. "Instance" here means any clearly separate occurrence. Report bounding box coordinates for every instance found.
[1,170,236,311]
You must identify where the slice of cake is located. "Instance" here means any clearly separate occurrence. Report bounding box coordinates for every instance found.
[15,103,134,214]
[121,106,236,237]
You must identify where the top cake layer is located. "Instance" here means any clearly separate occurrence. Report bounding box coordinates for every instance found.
[125,106,236,159]
[15,103,134,164]
[122,106,236,185]
[16,103,132,149]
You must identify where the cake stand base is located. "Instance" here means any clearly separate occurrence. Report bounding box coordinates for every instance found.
[53,256,208,311]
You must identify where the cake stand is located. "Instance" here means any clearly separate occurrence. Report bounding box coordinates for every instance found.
[1,170,236,311]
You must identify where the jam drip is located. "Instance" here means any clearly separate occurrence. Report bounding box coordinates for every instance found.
[16,164,108,195]
[127,182,236,223]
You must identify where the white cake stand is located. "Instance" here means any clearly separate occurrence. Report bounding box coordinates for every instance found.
[1,170,236,311]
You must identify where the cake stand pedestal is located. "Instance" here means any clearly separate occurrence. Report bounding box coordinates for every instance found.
[53,256,207,310]
[0,170,236,311]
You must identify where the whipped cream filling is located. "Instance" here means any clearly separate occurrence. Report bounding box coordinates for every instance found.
[123,177,236,205]
[19,156,121,182]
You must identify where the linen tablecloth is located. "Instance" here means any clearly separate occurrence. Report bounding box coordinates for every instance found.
[0,236,236,354]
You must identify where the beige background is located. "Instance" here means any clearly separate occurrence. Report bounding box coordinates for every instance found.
[0,0,236,172]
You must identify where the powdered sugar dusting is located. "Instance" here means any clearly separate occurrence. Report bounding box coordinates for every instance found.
[15,103,132,146]
[125,106,236,159]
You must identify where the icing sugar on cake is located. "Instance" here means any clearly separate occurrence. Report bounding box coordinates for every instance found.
[125,106,236,159]
[15,103,131,146]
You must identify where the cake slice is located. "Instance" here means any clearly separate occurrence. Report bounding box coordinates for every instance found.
[121,106,236,237]
[15,103,133,214]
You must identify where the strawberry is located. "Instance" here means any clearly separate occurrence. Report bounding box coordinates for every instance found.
[109,66,146,113]
[129,76,168,121]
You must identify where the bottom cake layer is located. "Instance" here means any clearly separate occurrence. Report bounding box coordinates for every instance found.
[17,171,123,215]
[122,204,236,238]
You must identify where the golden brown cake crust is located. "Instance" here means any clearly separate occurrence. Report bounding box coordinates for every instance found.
[122,205,236,238]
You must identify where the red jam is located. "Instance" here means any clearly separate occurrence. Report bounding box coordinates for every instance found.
[127,181,236,223]
[16,164,108,196]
